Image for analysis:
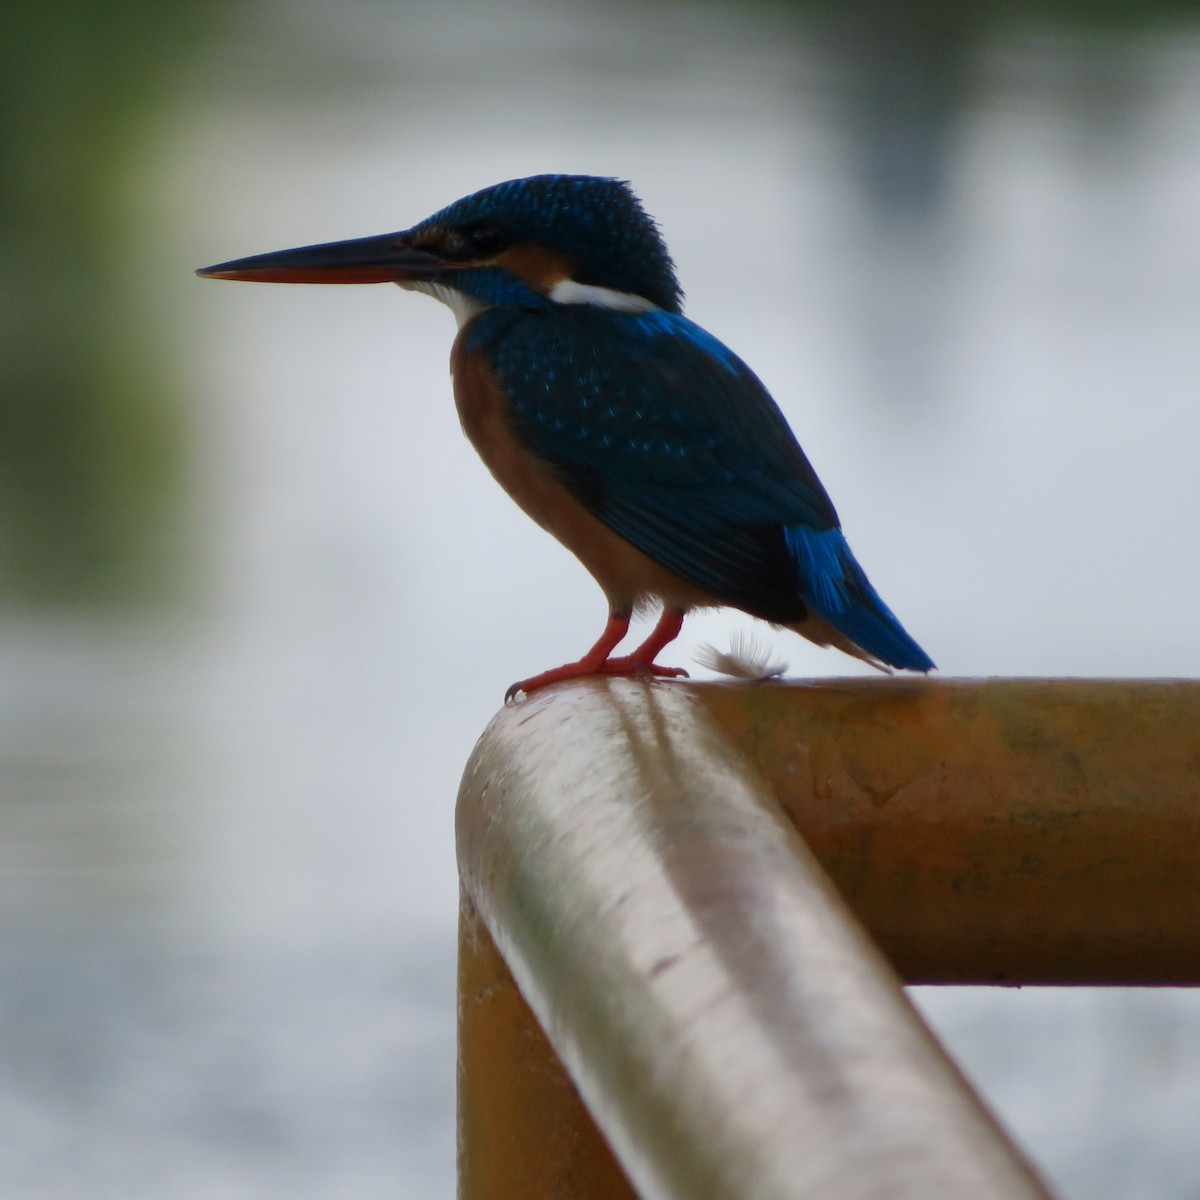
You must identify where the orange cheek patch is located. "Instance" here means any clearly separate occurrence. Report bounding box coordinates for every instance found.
[493,244,574,294]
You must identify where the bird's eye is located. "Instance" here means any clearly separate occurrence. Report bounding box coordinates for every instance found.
[467,222,508,255]
[437,223,508,260]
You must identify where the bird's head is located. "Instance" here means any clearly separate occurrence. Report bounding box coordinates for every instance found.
[197,175,683,319]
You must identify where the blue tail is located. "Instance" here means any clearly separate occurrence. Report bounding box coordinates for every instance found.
[784,526,935,672]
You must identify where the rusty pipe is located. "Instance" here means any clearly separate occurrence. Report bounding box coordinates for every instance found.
[457,680,1052,1200]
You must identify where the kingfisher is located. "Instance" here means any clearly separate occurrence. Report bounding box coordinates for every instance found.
[198,174,934,699]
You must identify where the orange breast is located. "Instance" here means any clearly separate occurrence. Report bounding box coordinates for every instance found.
[450,331,710,614]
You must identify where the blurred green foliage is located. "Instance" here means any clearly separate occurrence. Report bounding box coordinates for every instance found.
[0,1,229,605]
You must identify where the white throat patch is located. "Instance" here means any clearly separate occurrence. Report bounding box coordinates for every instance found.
[400,280,486,329]
[399,277,659,326]
[548,279,659,312]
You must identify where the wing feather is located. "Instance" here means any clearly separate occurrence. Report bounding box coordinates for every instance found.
[471,307,837,622]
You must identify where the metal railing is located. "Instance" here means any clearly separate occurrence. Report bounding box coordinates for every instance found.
[456,677,1200,1199]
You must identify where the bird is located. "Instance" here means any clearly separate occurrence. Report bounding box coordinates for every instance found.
[197,174,934,700]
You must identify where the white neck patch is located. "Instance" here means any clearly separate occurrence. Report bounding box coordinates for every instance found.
[400,280,486,329]
[549,279,659,312]
[399,277,659,325]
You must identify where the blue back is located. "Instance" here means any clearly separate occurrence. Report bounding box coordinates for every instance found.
[471,305,837,624]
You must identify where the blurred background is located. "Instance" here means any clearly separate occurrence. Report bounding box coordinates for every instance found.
[3,0,1200,1195]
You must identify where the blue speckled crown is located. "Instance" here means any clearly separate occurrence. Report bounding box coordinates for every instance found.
[414,175,683,314]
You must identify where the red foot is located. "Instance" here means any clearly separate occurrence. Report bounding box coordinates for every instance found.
[506,608,689,703]
[505,656,689,702]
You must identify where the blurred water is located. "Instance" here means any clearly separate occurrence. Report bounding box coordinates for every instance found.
[3,1,1200,1195]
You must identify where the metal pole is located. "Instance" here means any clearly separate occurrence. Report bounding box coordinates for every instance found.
[458,891,638,1200]
[698,677,1200,983]
[458,680,1053,1200]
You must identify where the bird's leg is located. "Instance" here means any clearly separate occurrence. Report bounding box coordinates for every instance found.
[505,611,632,702]
[603,608,689,680]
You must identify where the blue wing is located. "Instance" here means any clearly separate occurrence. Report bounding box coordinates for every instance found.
[470,306,932,670]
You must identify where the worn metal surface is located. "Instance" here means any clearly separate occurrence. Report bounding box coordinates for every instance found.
[457,680,1052,1200]
[697,677,1200,984]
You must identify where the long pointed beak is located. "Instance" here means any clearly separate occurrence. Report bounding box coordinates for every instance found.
[196,231,447,284]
